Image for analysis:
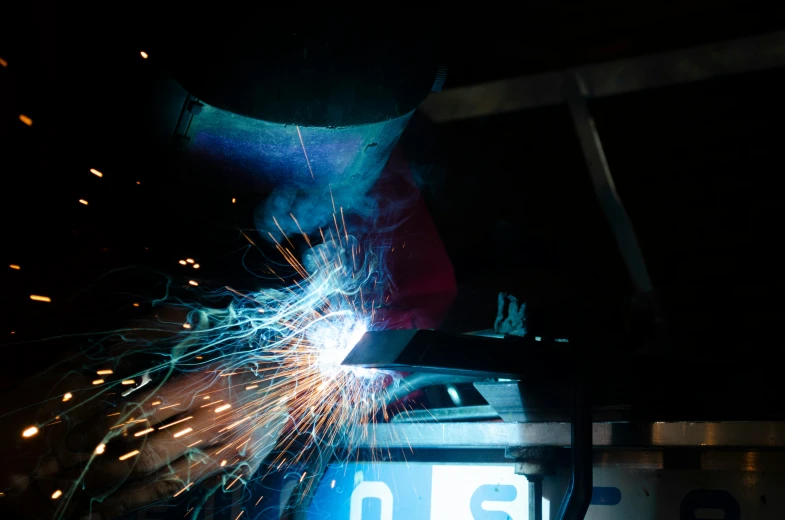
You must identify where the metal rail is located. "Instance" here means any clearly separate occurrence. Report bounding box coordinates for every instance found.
[345,421,785,449]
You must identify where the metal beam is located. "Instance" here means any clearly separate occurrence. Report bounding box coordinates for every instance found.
[345,421,785,449]
[420,31,785,122]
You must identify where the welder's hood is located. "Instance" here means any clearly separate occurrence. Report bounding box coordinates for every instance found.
[150,10,442,127]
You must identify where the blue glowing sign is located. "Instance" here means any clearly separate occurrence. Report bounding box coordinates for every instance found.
[307,464,551,520]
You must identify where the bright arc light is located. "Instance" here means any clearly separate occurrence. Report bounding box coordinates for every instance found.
[314,320,368,377]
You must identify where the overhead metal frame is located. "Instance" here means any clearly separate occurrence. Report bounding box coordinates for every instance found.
[419,30,785,122]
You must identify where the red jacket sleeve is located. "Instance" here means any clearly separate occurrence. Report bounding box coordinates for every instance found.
[369,146,457,330]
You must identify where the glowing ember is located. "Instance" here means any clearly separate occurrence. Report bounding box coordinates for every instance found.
[173,427,192,438]
[19,114,33,126]
[119,450,140,461]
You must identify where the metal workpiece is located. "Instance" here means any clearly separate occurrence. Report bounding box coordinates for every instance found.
[344,329,573,379]
[346,421,785,449]
[391,405,500,423]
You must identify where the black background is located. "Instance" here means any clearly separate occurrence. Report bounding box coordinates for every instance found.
[2,4,785,386]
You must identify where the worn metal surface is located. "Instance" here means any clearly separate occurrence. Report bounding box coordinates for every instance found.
[346,422,785,449]
[391,404,500,423]
[419,30,785,122]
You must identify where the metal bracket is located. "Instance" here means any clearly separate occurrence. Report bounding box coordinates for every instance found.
[172,94,204,149]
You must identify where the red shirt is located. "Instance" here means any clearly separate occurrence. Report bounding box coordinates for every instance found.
[370,146,457,330]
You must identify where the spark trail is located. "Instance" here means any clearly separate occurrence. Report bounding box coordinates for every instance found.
[39,211,412,519]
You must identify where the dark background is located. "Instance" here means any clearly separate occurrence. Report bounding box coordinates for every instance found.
[2,4,785,383]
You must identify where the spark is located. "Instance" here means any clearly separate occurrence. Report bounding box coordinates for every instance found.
[0,57,7,67]
[220,460,227,467]
[136,181,141,185]
[255,495,264,506]
[92,379,104,385]
[121,379,135,385]
[90,168,103,177]
[296,126,315,179]
[22,426,38,438]
[232,198,236,203]
[133,303,140,307]
[79,199,88,205]
[51,490,63,499]
[119,450,140,461]
[97,369,113,375]
[30,295,52,302]
[173,482,192,497]
[186,258,194,264]
[193,264,200,269]
[19,114,33,126]
[188,280,198,286]
[140,51,148,59]
[158,416,193,430]
[9,264,20,270]
[235,511,244,520]
[95,443,106,454]
[183,323,191,329]
[47,222,399,509]
[62,392,72,402]
[330,479,336,489]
